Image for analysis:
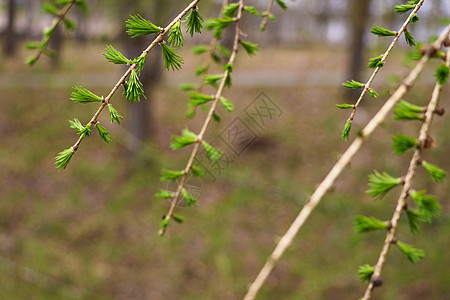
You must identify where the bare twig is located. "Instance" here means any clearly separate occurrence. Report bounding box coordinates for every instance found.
[362,47,450,300]
[243,24,450,300]
[68,0,203,153]
[160,0,246,236]
[345,0,425,130]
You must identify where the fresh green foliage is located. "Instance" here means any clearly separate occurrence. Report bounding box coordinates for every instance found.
[421,161,447,183]
[341,119,352,141]
[276,0,288,10]
[223,3,240,17]
[406,209,425,234]
[411,13,420,23]
[391,134,418,155]
[132,53,146,74]
[160,170,184,181]
[202,141,223,162]
[191,166,205,177]
[168,20,184,48]
[188,92,214,107]
[69,118,91,138]
[160,43,184,71]
[342,80,364,89]
[370,25,396,37]
[223,63,233,87]
[336,104,354,109]
[107,104,123,125]
[54,148,74,171]
[368,55,384,69]
[96,123,112,143]
[434,63,449,84]
[398,100,424,112]
[56,0,88,13]
[126,14,161,38]
[179,83,198,91]
[244,6,259,15]
[204,74,223,87]
[103,45,132,65]
[181,188,197,207]
[155,189,174,199]
[70,86,102,104]
[410,190,441,222]
[404,30,416,47]
[42,2,59,15]
[220,97,234,112]
[125,70,146,103]
[217,44,232,58]
[186,7,204,37]
[240,40,259,56]
[393,100,423,121]
[354,216,388,233]
[171,129,198,150]
[368,88,379,98]
[159,216,171,236]
[395,241,425,264]
[394,1,417,14]
[173,214,184,223]
[192,45,209,55]
[366,171,401,200]
[62,18,77,32]
[205,17,235,39]
[195,65,208,76]
[357,264,374,282]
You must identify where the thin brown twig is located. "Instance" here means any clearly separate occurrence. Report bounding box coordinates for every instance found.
[243,24,450,300]
[28,0,77,65]
[362,46,450,300]
[68,0,203,153]
[260,0,276,31]
[160,0,246,236]
[344,0,425,131]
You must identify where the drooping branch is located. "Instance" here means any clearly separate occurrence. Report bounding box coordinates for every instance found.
[362,47,450,300]
[59,0,202,160]
[341,0,425,139]
[26,0,85,66]
[159,0,246,236]
[242,24,450,300]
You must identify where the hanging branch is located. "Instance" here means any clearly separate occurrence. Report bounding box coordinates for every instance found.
[26,0,87,66]
[340,0,425,140]
[242,25,450,300]
[159,0,247,236]
[194,0,230,93]
[361,47,450,300]
[260,0,287,31]
[54,0,203,170]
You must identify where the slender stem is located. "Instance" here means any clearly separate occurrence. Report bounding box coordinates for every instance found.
[260,0,276,30]
[362,47,450,300]
[346,0,425,124]
[30,0,77,64]
[70,0,203,151]
[243,25,450,300]
[196,0,230,92]
[160,0,245,236]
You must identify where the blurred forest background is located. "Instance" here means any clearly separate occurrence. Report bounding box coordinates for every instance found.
[0,0,449,299]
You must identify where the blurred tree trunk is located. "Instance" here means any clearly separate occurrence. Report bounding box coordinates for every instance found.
[49,26,64,69]
[345,0,371,99]
[3,0,17,56]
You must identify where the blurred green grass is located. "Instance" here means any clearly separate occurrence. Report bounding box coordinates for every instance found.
[0,40,449,300]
